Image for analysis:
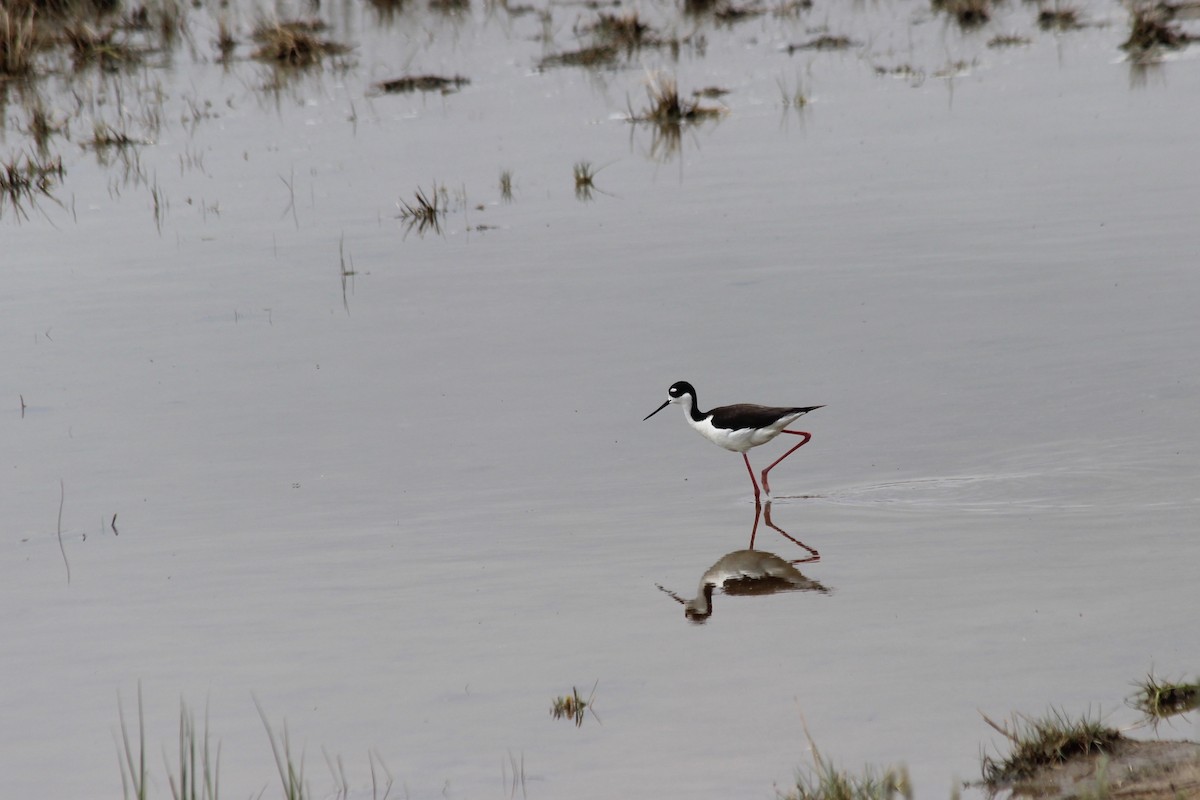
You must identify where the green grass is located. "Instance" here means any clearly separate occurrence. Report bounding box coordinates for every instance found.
[781,725,912,800]
[550,681,600,727]
[980,708,1123,785]
[1129,672,1200,724]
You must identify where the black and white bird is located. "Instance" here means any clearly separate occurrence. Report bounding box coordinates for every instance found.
[644,381,822,501]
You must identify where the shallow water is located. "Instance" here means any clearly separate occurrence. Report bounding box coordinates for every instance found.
[3,0,1200,797]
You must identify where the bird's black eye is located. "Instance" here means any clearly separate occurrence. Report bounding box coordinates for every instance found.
[670,387,679,396]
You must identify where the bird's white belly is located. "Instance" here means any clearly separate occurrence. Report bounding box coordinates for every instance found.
[690,416,783,453]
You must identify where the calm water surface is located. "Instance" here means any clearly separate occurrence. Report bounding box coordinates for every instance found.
[3,0,1199,797]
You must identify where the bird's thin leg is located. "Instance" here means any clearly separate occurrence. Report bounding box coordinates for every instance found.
[748,497,763,549]
[763,502,819,563]
[743,453,762,503]
[760,431,813,497]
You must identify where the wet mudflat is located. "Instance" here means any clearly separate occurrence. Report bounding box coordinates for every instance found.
[3,0,1199,797]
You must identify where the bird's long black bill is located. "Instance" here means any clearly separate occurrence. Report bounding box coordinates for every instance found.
[643,400,670,421]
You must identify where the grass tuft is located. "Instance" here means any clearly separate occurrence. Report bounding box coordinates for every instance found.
[251,19,350,67]
[781,723,912,800]
[931,0,992,27]
[1129,673,1200,724]
[1121,2,1191,53]
[980,708,1124,786]
[61,21,141,70]
[0,149,64,221]
[0,5,39,76]
[550,681,600,727]
[255,699,309,800]
[397,182,446,233]
[589,11,651,48]
[1037,5,1082,30]
[633,72,724,125]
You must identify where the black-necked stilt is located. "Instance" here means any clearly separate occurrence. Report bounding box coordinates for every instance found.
[644,381,822,501]
[656,547,830,622]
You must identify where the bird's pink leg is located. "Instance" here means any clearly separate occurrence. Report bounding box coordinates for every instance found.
[763,502,819,563]
[743,452,762,503]
[747,498,763,549]
[760,431,813,497]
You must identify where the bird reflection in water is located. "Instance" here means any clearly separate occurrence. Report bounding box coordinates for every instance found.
[657,502,830,623]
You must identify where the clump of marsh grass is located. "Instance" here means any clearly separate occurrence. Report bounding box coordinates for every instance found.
[1129,673,1200,725]
[0,150,64,220]
[550,681,599,727]
[397,182,446,233]
[931,0,992,27]
[627,73,724,162]
[1121,2,1191,54]
[251,19,350,67]
[1037,4,1082,30]
[23,94,67,153]
[499,168,512,201]
[61,21,142,70]
[214,14,237,61]
[0,5,39,76]
[88,119,145,149]
[781,724,912,800]
[979,708,1124,786]
[630,72,724,125]
[585,10,653,50]
[573,160,599,200]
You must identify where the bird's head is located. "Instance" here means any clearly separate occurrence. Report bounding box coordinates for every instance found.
[643,381,696,420]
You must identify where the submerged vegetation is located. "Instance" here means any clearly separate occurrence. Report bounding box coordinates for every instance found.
[550,682,600,727]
